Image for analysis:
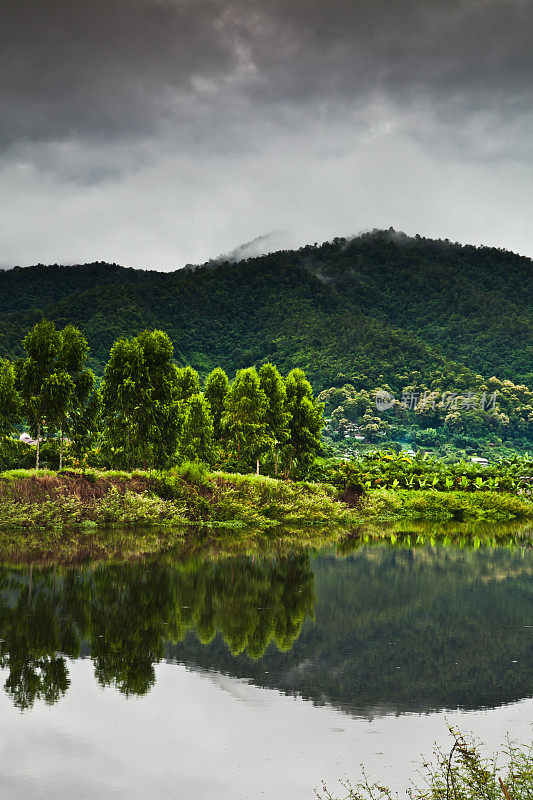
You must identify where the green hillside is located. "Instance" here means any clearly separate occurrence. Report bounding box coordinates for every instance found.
[1,231,531,419]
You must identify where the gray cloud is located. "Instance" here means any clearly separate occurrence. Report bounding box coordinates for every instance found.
[1,0,532,267]
[3,0,532,147]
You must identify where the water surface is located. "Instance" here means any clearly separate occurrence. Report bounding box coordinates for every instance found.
[0,534,531,798]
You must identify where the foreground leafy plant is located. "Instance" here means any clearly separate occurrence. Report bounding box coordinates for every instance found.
[317,728,533,800]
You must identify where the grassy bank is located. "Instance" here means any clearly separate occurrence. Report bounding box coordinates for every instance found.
[0,469,531,532]
[0,467,352,531]
[360,487,533,522]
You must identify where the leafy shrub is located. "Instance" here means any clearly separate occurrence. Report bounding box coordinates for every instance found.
[175,460,209,486]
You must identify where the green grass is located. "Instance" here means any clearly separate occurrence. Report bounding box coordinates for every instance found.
[0,468,353,531]
[0,468,57,481]
[359,489,533,521]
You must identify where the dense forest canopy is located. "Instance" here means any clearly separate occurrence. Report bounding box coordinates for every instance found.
[0,230,531,387]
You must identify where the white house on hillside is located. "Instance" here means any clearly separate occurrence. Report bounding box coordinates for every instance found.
[19,432,41,446]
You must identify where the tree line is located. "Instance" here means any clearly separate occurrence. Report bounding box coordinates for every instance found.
[0,321,324,475]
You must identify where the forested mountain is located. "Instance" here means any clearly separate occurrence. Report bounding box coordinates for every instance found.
[1,230,531,392]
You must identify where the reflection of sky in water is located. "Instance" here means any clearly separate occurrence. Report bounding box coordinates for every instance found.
[0,661,531,800]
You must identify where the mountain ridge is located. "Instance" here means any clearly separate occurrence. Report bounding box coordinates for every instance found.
[0,231,531,392]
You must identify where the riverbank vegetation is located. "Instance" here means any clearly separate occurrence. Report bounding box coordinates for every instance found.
[317,450,533,493]
[0,464,531,537]
[0,469,531,566]
[355,488,533,522]
[0,466,349,531]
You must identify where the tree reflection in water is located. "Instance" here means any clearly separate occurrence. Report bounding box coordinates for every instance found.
[0,555,314,708]
[168,543,533,716]
[0,541,531,715]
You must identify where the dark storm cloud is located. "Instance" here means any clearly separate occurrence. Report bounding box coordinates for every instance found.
[0,0,235,145]
[1,0,532,268]
[1,0,532,149]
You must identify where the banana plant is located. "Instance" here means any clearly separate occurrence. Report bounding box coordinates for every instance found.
[458,475,470,490]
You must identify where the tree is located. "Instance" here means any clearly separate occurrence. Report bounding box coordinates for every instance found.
[222,367,269,474]
[0,359,20,441]
[179,393,215,464]
[101,337,138,469]
[358,412,389,443]
[205,367,229,441]
[175,366,201,401]
[258,363,290,475]
[40,372,75,466]
[67,385,102,469]
[101,330,181,470]
[57,325,93,469]
[284,369,324,476]
[17,321,75,470]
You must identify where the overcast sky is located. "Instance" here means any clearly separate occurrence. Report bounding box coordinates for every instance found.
[1,0,532,269]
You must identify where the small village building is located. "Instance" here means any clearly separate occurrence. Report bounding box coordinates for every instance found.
[19,432,41,446]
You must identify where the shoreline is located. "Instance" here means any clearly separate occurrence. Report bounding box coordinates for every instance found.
[0,469,531,562]
[1,468,532,526]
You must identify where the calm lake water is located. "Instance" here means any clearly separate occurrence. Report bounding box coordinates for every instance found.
[0,534,531,799]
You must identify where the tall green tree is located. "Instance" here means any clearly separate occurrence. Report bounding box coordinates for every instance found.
[258,363,290,476]
[179,393,215,464]
[222,367,269,474]
[101,330,181,470]
[175,366,201,401]
[284,368,324,476]
[205,367,229,441]
[0,358,20,441]
[67,385,102,469]
[101,337,138,469]
[57,325,94,469]
[18,321,75,469]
